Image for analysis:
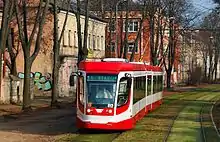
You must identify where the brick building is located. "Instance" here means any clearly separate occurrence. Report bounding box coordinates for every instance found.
[105,11,151,63]
[105,9,181,85]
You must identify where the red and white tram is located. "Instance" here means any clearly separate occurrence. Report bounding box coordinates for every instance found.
[76,58,164,130]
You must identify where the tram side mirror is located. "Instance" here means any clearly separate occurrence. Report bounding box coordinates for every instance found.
[69,72,79,86]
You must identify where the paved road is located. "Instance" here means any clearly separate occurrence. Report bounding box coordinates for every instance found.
[0,104,77,142]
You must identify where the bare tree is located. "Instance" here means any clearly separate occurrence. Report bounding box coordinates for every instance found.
[129,1,147,62]
[51,0,71,106]
[0,0,14,96]
[123,0,129,59]
[161,0,197,88]
[15,0,49,111]
[200,10,220,82]
[6,28,19,76]
[75,0,89,65]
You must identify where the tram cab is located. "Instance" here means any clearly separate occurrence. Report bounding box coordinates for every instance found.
[76,58,163,130]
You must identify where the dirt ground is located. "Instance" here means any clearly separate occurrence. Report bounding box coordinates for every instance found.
[0,96,77,142]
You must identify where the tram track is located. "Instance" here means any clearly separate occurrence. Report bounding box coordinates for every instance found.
[197,93,220,142]
[163,90,220,142]
[162,92,209,142]
[200,104,207,142]
[162,102,186,142]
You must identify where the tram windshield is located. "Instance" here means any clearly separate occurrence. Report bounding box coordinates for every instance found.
[86,74,117,108]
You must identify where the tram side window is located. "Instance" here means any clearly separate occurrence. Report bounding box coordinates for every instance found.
[153,76,157,94]
[133,76,146,104]
[147,75,152,96]
[117,77,131,107]
[158,75,163,92]
[78,76,84,104]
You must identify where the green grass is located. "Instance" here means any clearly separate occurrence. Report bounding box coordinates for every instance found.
[55,134,79,142]
[114,84,220,142]
[56,84,220,142]
[167,103,201,142]
[56,131,121,142]
[167,90,220,142]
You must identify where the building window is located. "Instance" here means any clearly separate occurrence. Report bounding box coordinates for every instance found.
[81,32,84,45]
[88,34,91,49]
[128,21,138,32]
[69,30,74,47]
[74,31,77,48]
[97,36,100,50]
[128,43,138,53]
[101,36,104,50]
[63,30,69,47]
[90,34,93,49]
[93,35,96,50]
[110,42,115,52]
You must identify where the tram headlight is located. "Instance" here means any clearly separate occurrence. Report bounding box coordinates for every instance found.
[108,109,112,113]
[87,109,91,113]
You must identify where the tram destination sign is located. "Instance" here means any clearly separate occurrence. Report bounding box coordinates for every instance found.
[87,75,117,82]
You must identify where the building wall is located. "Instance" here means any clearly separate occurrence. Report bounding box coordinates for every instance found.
[58,11,106,58]
[57,11,107,96]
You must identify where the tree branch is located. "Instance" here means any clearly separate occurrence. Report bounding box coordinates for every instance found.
[30,0,49,62]
[15,0,27,56]
[58,0,71,44]
[29,0,44,47]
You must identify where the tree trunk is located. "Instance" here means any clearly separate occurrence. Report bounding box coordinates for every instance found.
[51,53,59,106]
[214,66,217,81]
[11,58,17,76]
[166,69,172,88]
[76,0,83,65]
[204,60,207,82]
[108,9,113,57]
[123,0,129,59]
[149,15,155,64]
[7,28,18,76]
[0,0,13,97]
[119,12,123,58]
[82,0,89,59]
[23,58,32,111]
[51,0,59,106]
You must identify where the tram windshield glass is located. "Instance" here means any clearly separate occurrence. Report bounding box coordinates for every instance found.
[86,74,117,108]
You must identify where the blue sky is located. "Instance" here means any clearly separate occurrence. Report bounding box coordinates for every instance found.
[191,0,217,24]
[193,0,217,12]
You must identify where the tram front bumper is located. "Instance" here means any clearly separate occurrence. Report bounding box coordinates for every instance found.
[76,116,134,130]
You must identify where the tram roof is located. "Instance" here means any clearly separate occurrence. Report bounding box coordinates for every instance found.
[78,60,162,73]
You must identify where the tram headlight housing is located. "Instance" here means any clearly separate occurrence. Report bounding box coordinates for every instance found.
[108,109,112,113]
[87,108,91,113]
